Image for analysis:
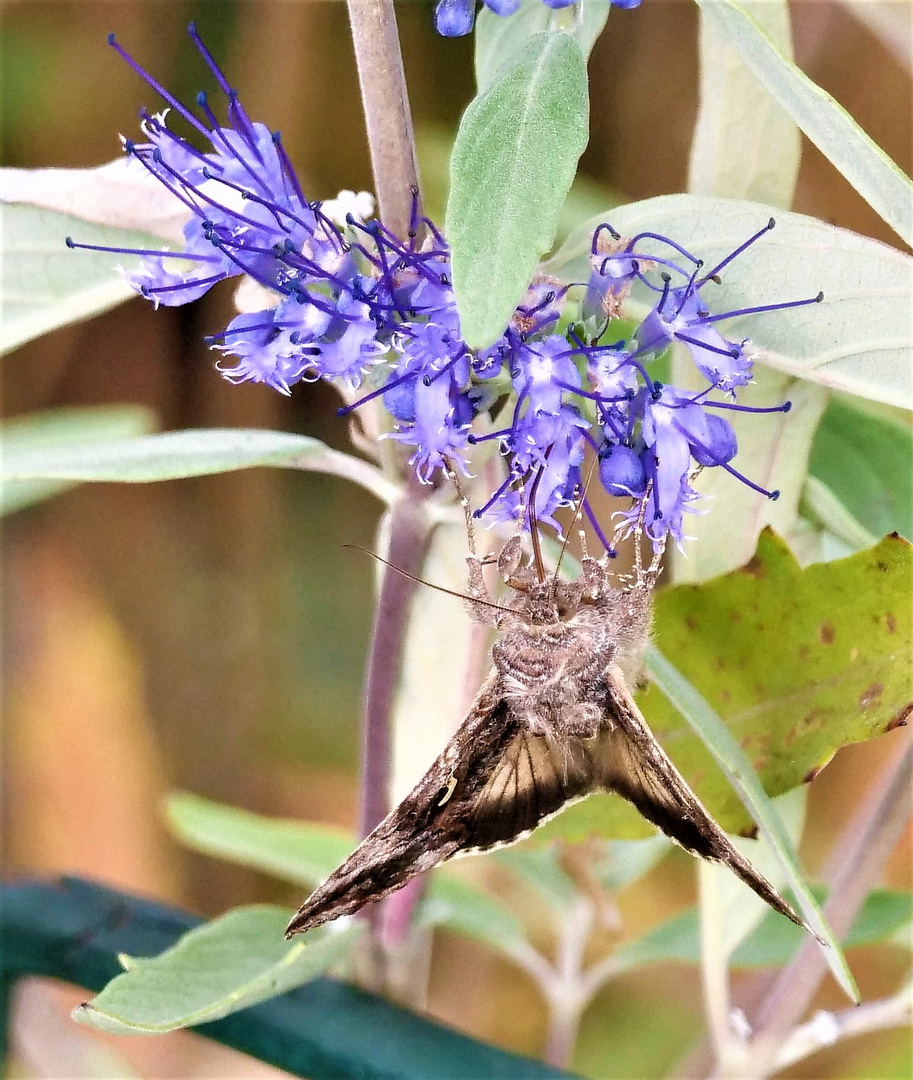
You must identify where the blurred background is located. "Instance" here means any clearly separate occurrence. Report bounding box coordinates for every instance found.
[2,2,911,1077]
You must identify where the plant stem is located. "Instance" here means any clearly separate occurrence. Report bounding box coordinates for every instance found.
[747,733,912,1073]
[772,980,913,1073]
[543,897,594,1069]
[698,861,741,1076]
[356,489,432,985]
[358,492,433,840]
[346,0,422,238]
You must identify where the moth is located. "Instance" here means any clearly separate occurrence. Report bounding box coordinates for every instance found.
[286,532,809,938]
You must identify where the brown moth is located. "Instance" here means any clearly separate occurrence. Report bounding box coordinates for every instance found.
[286,534,809,939]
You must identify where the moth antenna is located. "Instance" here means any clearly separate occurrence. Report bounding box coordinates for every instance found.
[341,544,507,613]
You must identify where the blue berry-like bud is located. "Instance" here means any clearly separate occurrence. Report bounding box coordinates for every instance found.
[599,444,647,497]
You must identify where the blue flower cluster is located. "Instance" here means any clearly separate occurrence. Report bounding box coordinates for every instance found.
[72,28,822,552]
[435,0,642,38]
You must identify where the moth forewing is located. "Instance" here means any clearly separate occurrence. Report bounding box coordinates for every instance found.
[596,664,811,934]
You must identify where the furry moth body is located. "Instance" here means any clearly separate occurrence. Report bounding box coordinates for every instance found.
[286,538,809,938]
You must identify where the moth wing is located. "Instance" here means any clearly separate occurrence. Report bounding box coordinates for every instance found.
[464,713,598,852]
[596,664,810,933]
[286,673,598,937]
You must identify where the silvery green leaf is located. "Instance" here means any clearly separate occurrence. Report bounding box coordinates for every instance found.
[0,204,162,356]
[689,0,800,207]
[447,32,588,349]
[2,428,399,503]
[0,405,156,515]
[694,0,913,246]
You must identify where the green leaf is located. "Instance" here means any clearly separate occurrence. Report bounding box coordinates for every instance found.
[809,396,913,542]
[698,787,808,958]
[611,887,912,974]
[647,531,912,828]
[167,792,532,960]
[0,405,157,515]
[491,846,579,910]
[417,874,531,957]
[73,907,361,1034]
[689,0,800,207]
[534,531,911,839]
[447,33,588,349]
[165,792,354,887]
[732,887,913,968]
[475,0,608,91]
[591,836,671,892]
[0,204,161,356]
[694,0,913,247]
[1,427,399,502]
[801,477,879,553]
[644,644,860,1002]
[546,195,913,410]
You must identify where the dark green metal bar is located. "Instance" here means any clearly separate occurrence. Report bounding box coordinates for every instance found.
[1,877,579,1080]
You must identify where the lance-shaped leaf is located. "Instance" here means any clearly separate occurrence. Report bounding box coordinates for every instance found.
[689,0,800,208]
[534,530,912,843]
[609,886,912,974]
[165,793,533,961]
[0,204,163,356]
[546,195,913,410]
[694,0,913,247]
[73,907,361,1034]
[1,427,400,504]
[0,405,156,515]
[447,32,588,349]
[644,646,857,1002]
[809,396,913,543]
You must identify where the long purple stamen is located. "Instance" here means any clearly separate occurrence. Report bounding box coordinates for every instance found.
[201,167,312,234]
[704,399,792,415]
[65,237,221,263]
[628,231,701,266]
[720,461,779,500]
[194,91,266,193]
[139,111,215,170]
[107,33,211,141]
[582,495,616,557]
[474,469,519,519]
[674,332,740,360]
[591,222,621,252]
[671,261,705,320]
[700,218,775,283]
[696,292,824,324]
[141,272,226,298]
[337,368,417,416]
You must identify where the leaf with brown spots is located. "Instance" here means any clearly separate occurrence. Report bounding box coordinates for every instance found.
[534,529,912,842]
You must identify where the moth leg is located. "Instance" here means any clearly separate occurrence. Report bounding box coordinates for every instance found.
[445,461,478,557]
[580,556,607,600]
[494,533,519,576]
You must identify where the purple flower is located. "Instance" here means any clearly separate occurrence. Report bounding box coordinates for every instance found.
[635,280,754,392]
[72,27,821,557]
